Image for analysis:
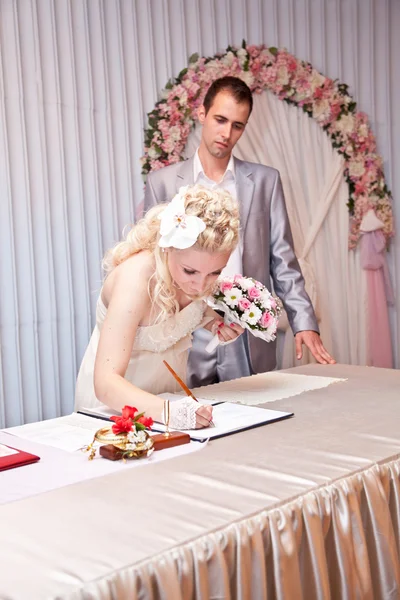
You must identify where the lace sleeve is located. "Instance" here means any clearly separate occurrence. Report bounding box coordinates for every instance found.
[162,398,199,430]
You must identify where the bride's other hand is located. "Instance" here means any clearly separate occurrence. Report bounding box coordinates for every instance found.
[195,404,213,429]
[211,319,244,344]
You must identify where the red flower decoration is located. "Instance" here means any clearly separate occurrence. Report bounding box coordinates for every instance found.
[110,416,133,435]
[109,406,153,434]
[137,415,154,429]
[121,405,137,420]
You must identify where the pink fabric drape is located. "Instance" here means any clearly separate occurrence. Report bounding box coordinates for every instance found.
[360,230,394,368]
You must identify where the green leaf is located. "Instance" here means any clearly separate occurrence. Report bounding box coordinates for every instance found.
[242,39,247,49]
[177,67,188,81]
[148,116,159,128]
[269,47,278,56]
[188,52,199,64]
[346,198,355,215]
[135,422,146,431]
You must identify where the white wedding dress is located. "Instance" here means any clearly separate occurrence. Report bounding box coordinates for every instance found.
[74,294,209,411]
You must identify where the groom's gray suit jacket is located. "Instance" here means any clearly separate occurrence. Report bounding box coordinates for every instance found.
[144,156,318,374]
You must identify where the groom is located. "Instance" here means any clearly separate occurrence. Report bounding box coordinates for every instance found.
[144,76,335,386]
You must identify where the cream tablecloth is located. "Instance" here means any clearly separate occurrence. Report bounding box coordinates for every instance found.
[1,364,400,599]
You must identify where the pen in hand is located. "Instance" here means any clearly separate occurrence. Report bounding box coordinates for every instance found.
[162,360,215,427]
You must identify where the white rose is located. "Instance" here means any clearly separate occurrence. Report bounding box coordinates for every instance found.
[148,147,159,159]
[313,99,330,121]
[237,277,254,291]
[259,291,272,309]
[239,71,255,87]
[337,114,355,134]
[276,65,289,86]
[310,70,326,92]
[221,51,235,67]
[348,160,365,178]
[205,59,220,70]
[236,48,248,67]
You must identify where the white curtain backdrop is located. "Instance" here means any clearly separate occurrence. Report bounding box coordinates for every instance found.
[0,0,398,427]
[186,91,367,368]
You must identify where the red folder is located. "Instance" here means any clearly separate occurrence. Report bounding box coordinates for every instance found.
[0,445,40,471]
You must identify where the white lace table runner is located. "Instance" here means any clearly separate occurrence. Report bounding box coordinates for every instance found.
[194,372,346,405]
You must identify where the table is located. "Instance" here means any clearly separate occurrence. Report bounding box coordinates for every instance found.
[1,364,400,599]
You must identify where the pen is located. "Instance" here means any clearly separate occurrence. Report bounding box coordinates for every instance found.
[162,360,215,427]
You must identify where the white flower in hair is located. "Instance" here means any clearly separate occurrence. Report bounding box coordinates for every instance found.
[158,187,206,249]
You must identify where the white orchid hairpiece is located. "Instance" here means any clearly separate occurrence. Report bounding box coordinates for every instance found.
[158,186,206,250]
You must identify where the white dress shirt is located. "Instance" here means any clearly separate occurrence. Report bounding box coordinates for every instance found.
[193,149,243,277]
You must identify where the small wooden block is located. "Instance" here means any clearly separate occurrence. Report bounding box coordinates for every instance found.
[99,444,125,461]
[152,431,190,451]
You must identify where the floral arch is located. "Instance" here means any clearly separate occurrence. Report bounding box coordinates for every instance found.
[141,42,393,249]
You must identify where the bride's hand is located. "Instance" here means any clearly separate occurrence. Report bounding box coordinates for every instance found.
[211,319,244,344]
[195,404,213,429]
[168,398,213,430]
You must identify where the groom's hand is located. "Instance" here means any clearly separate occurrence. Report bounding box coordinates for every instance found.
[295,331,336,365]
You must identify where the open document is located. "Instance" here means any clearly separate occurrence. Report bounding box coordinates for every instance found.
[149,402,293,441]
[79,401,293,442]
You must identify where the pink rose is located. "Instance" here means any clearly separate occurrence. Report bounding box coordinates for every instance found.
[238,298,251,311]
[260,311,273,329]
[220,281,233,294]
[248,286,261,300]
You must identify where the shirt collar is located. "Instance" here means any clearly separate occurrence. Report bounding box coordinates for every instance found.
[194,148,235,183]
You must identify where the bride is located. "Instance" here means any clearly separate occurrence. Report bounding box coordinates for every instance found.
[75,184,243,430]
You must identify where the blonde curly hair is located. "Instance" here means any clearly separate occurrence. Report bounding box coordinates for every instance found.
[103,184,240,320]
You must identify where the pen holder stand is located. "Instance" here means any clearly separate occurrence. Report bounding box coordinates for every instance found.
[152,431,190,450]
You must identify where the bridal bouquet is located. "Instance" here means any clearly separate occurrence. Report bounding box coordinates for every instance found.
[206,275,282,353]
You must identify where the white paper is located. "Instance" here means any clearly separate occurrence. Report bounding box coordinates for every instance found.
[0,430,207,505]
[152,402,292,441]
[3,413,105,452]
[0,444,18,457]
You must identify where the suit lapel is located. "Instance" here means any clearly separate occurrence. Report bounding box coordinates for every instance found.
[235,157,254,234]
[176,157,195,191]
[175,156,255,233]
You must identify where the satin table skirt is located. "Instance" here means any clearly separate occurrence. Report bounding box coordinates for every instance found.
[0,364,400,599]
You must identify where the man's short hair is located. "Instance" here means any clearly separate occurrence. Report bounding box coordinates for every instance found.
[203,76,253,115]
